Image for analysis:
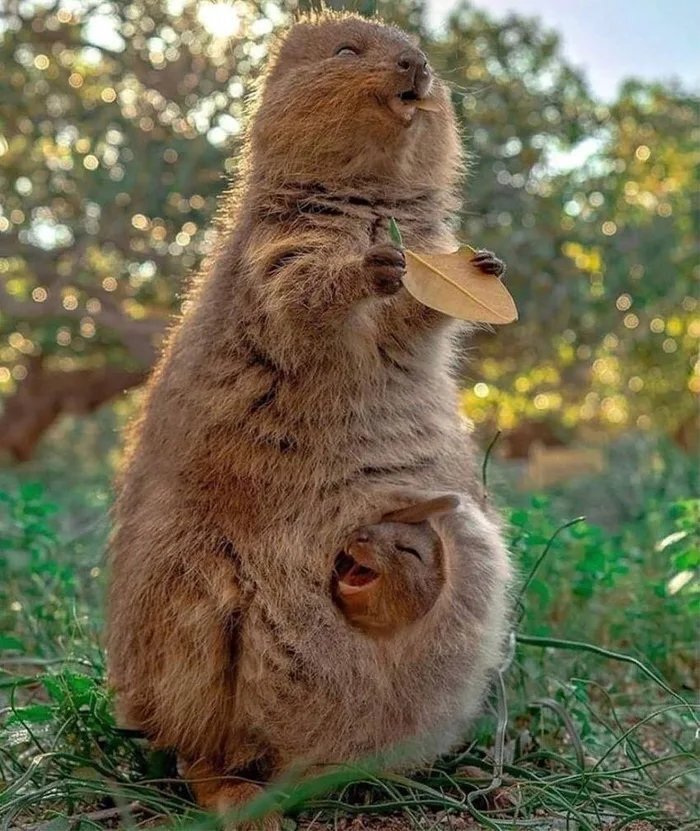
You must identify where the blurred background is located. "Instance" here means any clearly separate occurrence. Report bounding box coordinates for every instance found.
[0,2,698,824]
[0,0,697,469]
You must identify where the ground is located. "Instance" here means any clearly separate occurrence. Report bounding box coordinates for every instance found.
[0,410,698,829]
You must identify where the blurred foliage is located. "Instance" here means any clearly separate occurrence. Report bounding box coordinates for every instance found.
[0,0,275,376]
[0,0,698,452]
[510,494,698,682]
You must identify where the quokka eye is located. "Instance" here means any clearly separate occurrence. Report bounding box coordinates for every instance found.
[335,45,359,57]
[396,544,422,561]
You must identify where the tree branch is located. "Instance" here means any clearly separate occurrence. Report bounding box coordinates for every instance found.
[0,235,169,364]
[0,357,147,462]
[0,282,165,365]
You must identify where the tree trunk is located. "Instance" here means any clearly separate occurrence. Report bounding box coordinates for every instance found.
[0,357,147,462]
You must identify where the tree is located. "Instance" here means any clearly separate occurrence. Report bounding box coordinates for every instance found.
[0,0,281,458]
[460,72,699,447]
[1,0,697,460]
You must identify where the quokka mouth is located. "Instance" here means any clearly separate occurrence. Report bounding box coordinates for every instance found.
[388,88,438,123]
[334,551,378,589]
[388,93,418,124]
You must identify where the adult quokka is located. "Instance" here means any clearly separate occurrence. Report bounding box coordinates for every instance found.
[107,11,512,822]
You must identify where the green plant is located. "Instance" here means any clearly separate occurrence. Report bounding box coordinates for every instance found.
[1,423,697,829]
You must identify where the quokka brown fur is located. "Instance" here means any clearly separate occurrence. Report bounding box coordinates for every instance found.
[106,11,512,816]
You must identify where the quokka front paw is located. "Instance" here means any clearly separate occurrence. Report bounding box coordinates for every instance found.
[471,249,506,279]
[364,243,406,295]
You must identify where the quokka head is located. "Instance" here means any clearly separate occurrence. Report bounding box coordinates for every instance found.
[332,494,460,637]
[247,14,460,185]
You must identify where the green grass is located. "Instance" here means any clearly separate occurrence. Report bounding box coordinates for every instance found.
[1,411,698,830]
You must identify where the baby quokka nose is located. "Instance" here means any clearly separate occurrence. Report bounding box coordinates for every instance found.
[346,535,379,570]
[396,48,430,91]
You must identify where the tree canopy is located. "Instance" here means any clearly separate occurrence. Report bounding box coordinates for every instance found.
[0,0,697,459]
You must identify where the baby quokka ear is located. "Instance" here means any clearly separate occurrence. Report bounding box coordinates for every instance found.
[381,494,460,525]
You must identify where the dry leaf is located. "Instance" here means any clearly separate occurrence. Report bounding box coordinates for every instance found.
[415,99,441,112]
[403,248,518,324]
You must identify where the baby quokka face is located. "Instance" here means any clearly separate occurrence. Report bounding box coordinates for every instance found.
[332,495,460,636]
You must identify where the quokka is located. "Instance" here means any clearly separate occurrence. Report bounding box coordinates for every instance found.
[107,12,512,820]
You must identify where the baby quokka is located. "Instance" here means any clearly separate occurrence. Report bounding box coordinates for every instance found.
[334,495,460,636]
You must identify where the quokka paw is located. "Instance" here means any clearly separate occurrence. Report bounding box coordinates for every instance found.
[364,243,406,295]
[471,249,506,279]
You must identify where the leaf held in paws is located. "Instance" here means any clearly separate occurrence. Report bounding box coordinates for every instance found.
[403,248,518,324]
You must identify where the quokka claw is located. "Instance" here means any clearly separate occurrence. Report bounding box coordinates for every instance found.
[470,249,506,279]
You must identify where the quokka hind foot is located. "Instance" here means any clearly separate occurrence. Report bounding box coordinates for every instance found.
[181,759,281,831]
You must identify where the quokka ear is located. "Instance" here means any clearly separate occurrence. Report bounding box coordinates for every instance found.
[381,494,460,524]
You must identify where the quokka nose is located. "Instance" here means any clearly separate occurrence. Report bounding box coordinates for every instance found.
[396,48,430,85]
